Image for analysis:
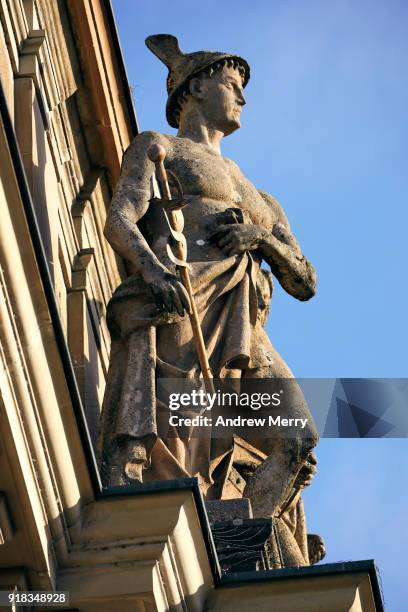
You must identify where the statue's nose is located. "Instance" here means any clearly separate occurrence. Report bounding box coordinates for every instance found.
[237,92,246,106]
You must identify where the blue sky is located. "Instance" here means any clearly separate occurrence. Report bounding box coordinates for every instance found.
[112,1,408,607]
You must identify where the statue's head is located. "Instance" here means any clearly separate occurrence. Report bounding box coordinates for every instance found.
[145,35,250,135]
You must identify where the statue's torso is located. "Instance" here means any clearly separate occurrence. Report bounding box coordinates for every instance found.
[141,135,275,265]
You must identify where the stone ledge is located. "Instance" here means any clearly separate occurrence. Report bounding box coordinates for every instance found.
[210,560,384,612]
[57,480,217,612]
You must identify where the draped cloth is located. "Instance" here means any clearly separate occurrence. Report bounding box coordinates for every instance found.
[97,251,277,488]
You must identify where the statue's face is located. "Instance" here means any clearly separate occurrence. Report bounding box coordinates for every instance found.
[190,65,246,135]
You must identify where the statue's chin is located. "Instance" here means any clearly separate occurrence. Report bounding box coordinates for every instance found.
[222,117,241,136]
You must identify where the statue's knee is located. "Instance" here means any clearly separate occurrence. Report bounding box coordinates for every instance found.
[290,427,319,464]
[298,429,319,462]
[304,421,319,448]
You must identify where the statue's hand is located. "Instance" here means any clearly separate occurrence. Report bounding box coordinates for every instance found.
[209,223,266,255]
[142,266,191,316]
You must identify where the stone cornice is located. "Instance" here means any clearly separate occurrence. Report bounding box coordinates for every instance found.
[66,0,138,186]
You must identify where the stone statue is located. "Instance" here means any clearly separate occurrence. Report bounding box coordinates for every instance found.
[98,34,325,566]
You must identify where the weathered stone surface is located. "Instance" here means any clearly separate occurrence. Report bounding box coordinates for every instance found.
[206,498,253,524]
[98,34,323,568]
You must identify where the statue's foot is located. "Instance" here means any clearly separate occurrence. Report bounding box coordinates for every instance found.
[106,465,143,487]
[103,438,149,488]
[106,466,132,487]
[125,461,144,482]
[124,439,147,483]
[307,533,326,564]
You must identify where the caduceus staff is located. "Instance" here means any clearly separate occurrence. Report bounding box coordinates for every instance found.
[147,144,215,395]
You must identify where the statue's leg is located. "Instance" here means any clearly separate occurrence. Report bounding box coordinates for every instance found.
[242,358,319,519]
[99,326,157,487]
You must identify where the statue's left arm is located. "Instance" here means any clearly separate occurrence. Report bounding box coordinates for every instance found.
[209,190,316,301]
[256,190,317,301]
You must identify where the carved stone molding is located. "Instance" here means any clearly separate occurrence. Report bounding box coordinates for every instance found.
[72,247,95,291]
[0,493,14,545]
[17,28,49,129]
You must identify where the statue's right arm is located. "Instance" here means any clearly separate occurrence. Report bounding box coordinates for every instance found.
[104,131,163,277]
[104,131,191,316]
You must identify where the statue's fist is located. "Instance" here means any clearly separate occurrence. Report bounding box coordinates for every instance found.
[144,266,191,316]
[209,223,266,255]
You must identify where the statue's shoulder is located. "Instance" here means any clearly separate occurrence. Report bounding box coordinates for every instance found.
[257,189,290,227]
[122,131,172,162]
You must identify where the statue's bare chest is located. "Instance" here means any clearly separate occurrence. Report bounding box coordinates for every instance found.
[166,141,236,201]
[163,139,273,226]
[141,137,276,262]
